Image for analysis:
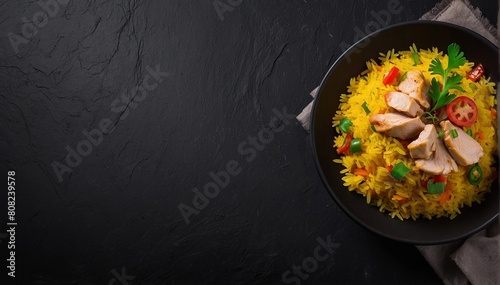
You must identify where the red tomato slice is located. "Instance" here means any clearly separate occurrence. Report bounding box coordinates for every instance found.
[466,64,485,82]
[383,67,399,85]
[446,96,478,127]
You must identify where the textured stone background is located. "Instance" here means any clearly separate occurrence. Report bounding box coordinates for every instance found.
[0,0,497,284]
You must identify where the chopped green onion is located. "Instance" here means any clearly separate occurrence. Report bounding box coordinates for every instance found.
[411,53,420,66]
[427,180,445,194]
[350,138,362,153]
[469,83,477,91]
[400,72,407,82]
[467,129,473,136]
[390,162,410,181]
[370,125,378,133]
[438,131,444,138]
[468,165,482,185]
[362,102,371,114]
[451,129,458,138]
[410,43,421,65]
[339,118,353,133]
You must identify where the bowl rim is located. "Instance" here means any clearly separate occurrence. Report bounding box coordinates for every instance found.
[310,20,499,244]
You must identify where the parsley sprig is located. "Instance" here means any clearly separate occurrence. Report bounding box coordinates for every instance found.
[428,43,466,112]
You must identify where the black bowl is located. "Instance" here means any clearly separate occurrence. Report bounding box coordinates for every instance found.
[311,21,499,245]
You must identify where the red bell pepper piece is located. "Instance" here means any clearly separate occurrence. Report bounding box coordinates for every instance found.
[383,66,399,85]
[466,63,485,82]
[337,133,353,154]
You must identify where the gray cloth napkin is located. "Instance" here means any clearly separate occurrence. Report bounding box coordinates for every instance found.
[296,1,500,284]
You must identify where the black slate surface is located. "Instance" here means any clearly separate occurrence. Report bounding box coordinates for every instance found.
[0,0,498,284]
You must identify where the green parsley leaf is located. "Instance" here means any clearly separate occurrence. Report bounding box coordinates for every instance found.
[428,43,467,112]
[443,74,465,94]
[430,58,445,76]
[446,43,466,73]
[428,78,441,102]
[435,93,456,111]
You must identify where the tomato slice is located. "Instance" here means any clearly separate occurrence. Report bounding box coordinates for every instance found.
[383,67,399,85]
[466,63,485,82]
[446,96,478,127]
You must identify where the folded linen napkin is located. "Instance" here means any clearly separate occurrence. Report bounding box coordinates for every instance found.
[296,1,499,284]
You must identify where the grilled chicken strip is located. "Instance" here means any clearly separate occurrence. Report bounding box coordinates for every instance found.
[385,91,423,117]
[369,113,425,140]
[398,70,430,109]
[415,137,458,175]
[440,120,483,166]
[408,124,438,159]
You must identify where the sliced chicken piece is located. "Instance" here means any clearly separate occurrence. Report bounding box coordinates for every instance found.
[408,124,438,159]
[440,120,483,166]
[415,137,458,175]
[398,70,430,109]
[436,107,448,121]
[385,91,423,117]
[369,113,425,140]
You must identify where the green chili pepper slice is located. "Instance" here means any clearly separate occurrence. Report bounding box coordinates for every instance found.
[468,164,482,185]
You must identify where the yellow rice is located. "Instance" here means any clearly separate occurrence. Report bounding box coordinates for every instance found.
[332,46,497,220]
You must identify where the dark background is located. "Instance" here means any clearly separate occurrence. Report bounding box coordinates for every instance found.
[0,0,498,284]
